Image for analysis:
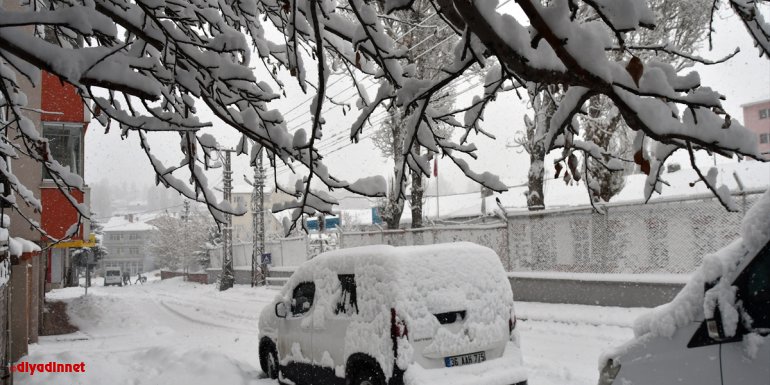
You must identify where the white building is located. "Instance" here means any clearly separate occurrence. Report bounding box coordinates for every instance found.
[100,214,157,275]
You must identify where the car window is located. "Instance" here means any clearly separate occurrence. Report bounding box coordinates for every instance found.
[335,275,358,315]
[291,282,315,316]
[735,241,770,330]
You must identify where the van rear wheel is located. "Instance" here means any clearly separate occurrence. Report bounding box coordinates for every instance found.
[349,366,385,385]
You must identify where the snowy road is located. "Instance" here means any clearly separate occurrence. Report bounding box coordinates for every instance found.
[16,277,648,385]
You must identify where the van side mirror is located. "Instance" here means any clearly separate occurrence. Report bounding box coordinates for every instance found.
[275,302,287,318]
[704,281,728,341]
[706,317,726,340]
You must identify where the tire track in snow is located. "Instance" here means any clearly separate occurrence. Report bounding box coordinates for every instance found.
[158,300,255,333]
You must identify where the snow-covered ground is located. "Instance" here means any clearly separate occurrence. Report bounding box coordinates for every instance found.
[16,278,648,385]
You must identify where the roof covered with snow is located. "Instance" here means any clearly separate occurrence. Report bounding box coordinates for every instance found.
[102,215,158,232]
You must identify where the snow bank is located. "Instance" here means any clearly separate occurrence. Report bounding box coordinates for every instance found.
[629,188,770,339]
[15,347,263,385]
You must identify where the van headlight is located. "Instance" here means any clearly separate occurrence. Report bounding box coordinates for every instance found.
[598,359,620,385]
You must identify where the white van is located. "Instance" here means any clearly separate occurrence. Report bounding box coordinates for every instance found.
[258,242,527,385]
[599,192,770,385]
[104,267,123,286]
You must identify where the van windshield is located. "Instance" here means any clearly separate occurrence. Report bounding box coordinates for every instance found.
[106,271,120,276]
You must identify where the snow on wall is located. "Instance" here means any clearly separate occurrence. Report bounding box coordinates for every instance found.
[341,191,764,275]
[0,256,9,287]
[602,187,770,367]
[209,236,309,268]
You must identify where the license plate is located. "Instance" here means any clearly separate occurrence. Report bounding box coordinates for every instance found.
[444,351,486,367]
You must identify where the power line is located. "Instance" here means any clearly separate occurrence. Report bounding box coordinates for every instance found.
[272,74,481,177]
[267,0,513,180]
[278,10,444,122]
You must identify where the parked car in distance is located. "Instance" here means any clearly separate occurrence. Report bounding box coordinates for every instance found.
[104,267,123,287]
[258,242,527,385]
[599,238,770,385]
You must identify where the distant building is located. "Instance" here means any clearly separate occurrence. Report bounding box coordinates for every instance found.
[742,98,770,155]
[101,214,156,275]
[230,189,294,243]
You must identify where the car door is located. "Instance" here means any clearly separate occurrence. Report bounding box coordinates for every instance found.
[720,240,770,385]
[279,281,315,384]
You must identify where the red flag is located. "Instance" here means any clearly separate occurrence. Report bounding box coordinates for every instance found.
[433,157,438,177]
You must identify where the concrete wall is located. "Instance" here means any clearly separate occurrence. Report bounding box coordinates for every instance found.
[205,267,256,285]
[160,270,208,284]
[9,264,28,362]
[509,275,685,308]
[210,236,309,269]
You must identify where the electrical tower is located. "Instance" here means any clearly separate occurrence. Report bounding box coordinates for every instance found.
[251,148,266,287]
[219,149,235,291]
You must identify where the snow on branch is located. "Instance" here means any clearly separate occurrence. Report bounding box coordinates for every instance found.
[0,0,768,235]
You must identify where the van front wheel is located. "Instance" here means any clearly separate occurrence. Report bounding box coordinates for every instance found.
[349,366,385,385]
[258,340,279,380]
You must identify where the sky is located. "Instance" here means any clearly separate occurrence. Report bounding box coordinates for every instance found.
[83,4,770,206]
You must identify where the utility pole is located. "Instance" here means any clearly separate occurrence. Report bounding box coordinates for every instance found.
[219,149,236,291]
[251,148,266,287]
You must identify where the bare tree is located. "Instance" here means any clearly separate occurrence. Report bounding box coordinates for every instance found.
[1,0,767,239]
[370,0,456,229]
[519,0,720,209]
[149,213,211,272]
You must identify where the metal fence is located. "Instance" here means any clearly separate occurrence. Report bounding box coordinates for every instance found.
[339,190,764,274]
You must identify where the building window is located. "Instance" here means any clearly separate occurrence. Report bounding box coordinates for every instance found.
[129,233,139,240]
[42,123,83,179]
[109,234,121,241]
[129,247,139,255]
[760,108,769,120]
[761,133,770,144]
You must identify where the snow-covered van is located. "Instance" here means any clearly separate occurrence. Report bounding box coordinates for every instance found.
[258,242,527,385]
[598,191,770,385]
[104,267,123,286]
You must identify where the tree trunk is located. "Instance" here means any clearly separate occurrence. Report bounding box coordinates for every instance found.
[525,88,555,211]
[527,141,546,211]
[410,143,424,228]
[383,172,405,229]
[382,110,406,230]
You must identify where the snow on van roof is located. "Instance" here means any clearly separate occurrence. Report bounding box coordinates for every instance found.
[300,242,509,281]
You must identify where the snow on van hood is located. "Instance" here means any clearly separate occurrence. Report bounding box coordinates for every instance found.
[601,189,770,367]
[267,242,514,379]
